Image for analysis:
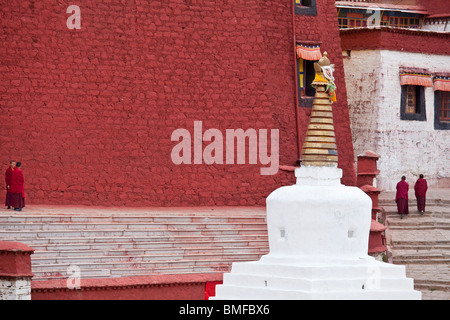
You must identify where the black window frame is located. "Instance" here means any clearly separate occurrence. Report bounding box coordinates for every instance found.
[295,0,317,16]
[434,90,450,130]
[400,85,426,121]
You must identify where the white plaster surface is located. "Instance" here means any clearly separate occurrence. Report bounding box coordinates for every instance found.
[422,20,450,32]
[0,278,32,300]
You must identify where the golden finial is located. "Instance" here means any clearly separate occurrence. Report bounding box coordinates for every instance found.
[300,52,338,167]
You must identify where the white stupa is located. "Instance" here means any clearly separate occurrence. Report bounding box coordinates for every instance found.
[212,53,421,300]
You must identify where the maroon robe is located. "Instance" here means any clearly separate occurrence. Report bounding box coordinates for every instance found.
[414,178,428,212]
[395,180,409,216]
[5,167,14,207]
[10,167,25,209]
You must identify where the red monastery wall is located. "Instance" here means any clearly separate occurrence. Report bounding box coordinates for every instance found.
[417,0,450,16]
[0,0,355,207]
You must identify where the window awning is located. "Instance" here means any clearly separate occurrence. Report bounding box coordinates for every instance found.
[434,75,450,92]
[335,1,429,15]
[399,69,433,87]
[296,44,322,61]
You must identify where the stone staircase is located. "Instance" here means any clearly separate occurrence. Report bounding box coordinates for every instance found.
[381,189,450,300]
[0,206,269,281]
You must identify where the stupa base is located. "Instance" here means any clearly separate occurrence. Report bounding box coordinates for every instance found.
[212,166,421,300]
[212,256,422,300]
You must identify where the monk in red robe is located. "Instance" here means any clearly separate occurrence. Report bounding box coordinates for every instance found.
[395,176,409,219]
[5,160,15,209]
[10,161,25,211]
[414,174,428,215]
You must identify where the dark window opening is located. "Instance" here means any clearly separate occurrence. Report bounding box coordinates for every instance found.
[295,0,317,16]
[400,85,426,121]
[297,58,317,108]
[304,60,316,97]
[301,0,311,7]
[435,91,450,130]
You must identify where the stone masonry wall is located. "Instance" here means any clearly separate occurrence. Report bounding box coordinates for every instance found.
[0,242,34,300]
[0,278,32,300]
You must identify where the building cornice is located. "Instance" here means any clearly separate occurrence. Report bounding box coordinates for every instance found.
[340,26,449,37]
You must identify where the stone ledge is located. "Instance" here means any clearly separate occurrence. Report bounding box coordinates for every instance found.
[0,241,35,254]
[32,273,223,292]
[31,273,224,300]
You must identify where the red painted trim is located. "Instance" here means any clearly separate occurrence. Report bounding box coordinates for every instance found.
[0,241,35,278]
[0,241,35,254]
[340,27,450,56]
[32,273,224,300]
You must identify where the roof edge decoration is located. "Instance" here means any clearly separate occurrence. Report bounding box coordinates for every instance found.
[335,1,429,15]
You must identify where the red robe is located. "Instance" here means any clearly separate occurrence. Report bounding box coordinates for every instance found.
[396,180,409,215]
[10,167,25,198]
[414,178,428,197]
[395,180,409,201]
[5,167,13,187]
[5,167,14,206]
[414,178,428,212]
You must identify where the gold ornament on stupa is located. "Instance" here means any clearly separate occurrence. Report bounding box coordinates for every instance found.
[300,52,339,167]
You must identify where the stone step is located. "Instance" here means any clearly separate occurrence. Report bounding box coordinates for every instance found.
[0,215,267,224]
[32,264,233,281]
[389,241,450,248]
[383,210,450,218]
[383,191,450,300]
[32,246,269,258]
[387,226,450,231]
[31,257,255,275]
[32,251,267,265]
[382,209,450,215]
[380,198,450,206]
[413,278,450,291]
[28,243,268,281]
[393,257,450,264]
[13,234,268,246]
[0,228,268,239]
[0,221,267,231]
[29,239,269,252]
[400,263,450,292]
[390,244,450,250]
[0,207,270,281]
[386,216,450,225]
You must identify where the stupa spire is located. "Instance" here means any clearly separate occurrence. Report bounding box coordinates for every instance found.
[300,52,338,167]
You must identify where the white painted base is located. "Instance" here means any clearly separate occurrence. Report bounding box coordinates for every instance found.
[212,256,421,300]
[212,166,421,300]
[0,278,32,300]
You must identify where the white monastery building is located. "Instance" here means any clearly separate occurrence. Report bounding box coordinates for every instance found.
[337,0,450,190]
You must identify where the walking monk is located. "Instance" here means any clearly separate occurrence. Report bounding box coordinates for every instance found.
[396,176,409,219]
[414,174,428,215]
[4,160,16,209]
[10,161,25,211]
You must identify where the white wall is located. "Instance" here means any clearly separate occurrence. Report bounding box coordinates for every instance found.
[423,19,449,32]
[343,49,450,191]
[0,278,32,300]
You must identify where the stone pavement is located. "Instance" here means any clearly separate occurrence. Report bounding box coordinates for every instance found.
[380,188,450,300]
